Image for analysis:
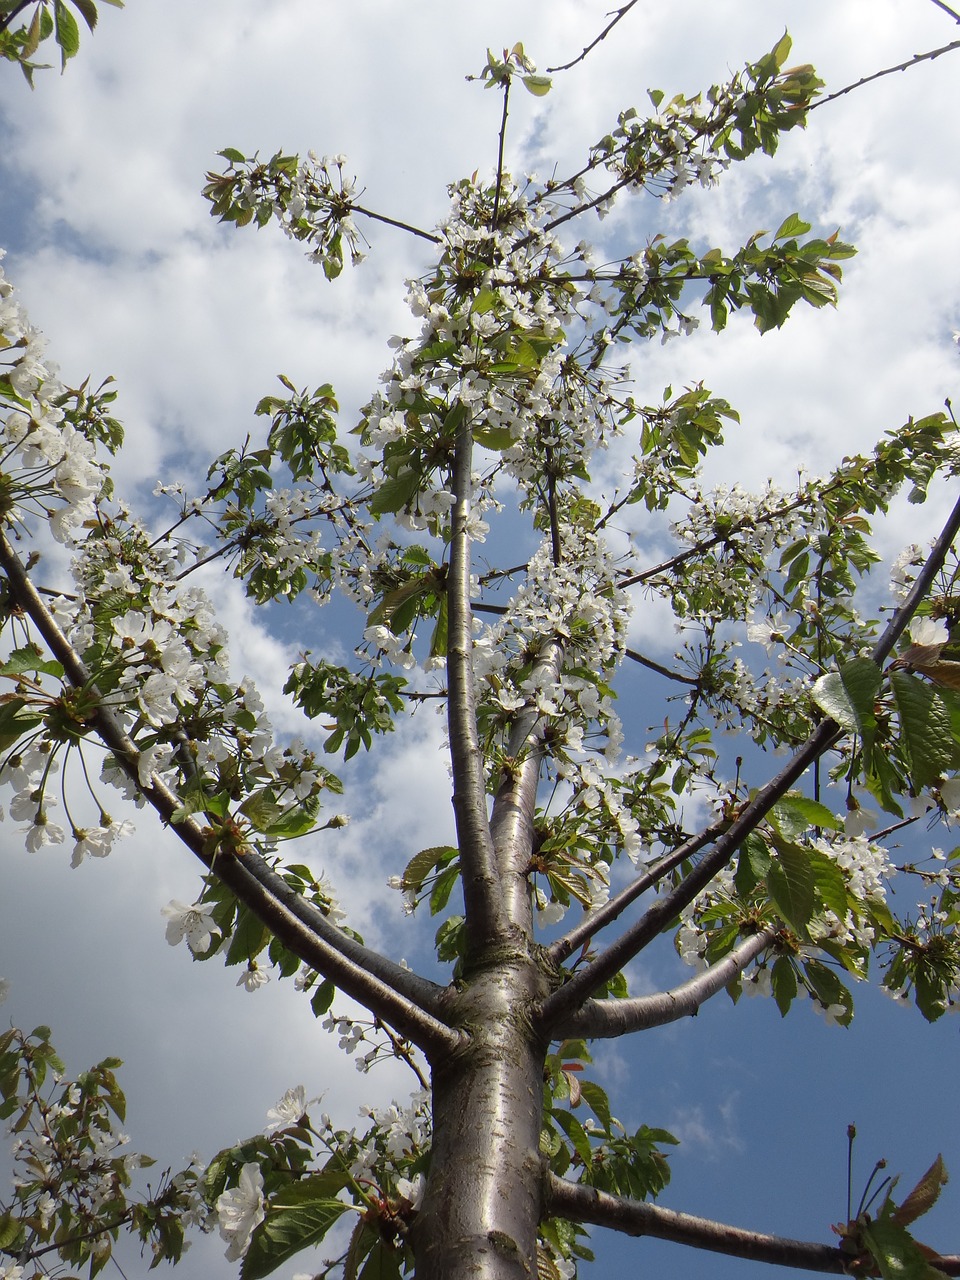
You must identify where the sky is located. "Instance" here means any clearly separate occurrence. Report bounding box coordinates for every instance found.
[1,1,959,1277]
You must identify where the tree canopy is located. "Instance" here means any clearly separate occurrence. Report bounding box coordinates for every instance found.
[1,4,959,1279]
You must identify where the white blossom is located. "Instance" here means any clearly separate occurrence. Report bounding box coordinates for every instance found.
[216,1162,265,1260]
[264,1085,307,1133]
[161,900,218,954]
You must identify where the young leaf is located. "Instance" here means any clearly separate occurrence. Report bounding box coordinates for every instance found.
[893,1154,949,1228]
[522,73,552,96]
[54,0,81,65]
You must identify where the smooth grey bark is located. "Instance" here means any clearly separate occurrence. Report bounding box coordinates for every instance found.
[447,415,508,957]
[416,957,550,1280]
[489,640,563,937]
[413,451,563,1276]
[558,928,776,1039]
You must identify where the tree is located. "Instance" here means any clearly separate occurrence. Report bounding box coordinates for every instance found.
[1,4,960,1278]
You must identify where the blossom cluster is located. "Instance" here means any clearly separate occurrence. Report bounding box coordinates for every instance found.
[0,255,109,541]
[210,1084,431,1266]
[1,1026,206,1273]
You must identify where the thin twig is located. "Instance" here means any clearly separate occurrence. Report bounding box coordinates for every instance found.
[810,38,960,110]
[546,0,641,74]
[492,75,510,230]
[624,646,699,686]
[350,204,441,245]
[928,0,960,22]
[547,820,725,964]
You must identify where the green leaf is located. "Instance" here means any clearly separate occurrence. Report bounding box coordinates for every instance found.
[0,698,43,751]
[768,842,815,930]
[771,30,792,68]
[369,469,421,518]
[860,1216,948,1280]
[310,979,335,1018]
[522,74,552,96]
[241,1184,350,1280]
[262,800,320,840]
[54,0,81,65]
[0,644,64,678]
[22,2,44,56]
[806,851,851,920]
[70,0,99,32]
[771,955,797,1016]
[735,833,772,896]
[429,863,461,915]
[225,906,270,967]
[551,1108,594,1165]
[401,845,458,893]
[891,671,960,790]
[0,1208,25,1253]
[239,789,283,833]
[770,792,840,840]
[802,958,853,1025]
[578,1080,612,1131]
[811,657,881,744]
[772,212,812,242]
[356,1240,404,1280]
[893,1155,948,1228]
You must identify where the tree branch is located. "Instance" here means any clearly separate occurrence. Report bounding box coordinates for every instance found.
[624,646,699,685]
[491,74,510,231]
[810,38,960,111]
[555,928,776,1039]
[0,533,459,1058]
[544,1173,960,1275]
[929,0,960,22]
[350,203,441,245]
[546,1,640,74]
[539,487,960,1031]
[445,414,506,955]
[489,640,563,935]
[547,820,724,964]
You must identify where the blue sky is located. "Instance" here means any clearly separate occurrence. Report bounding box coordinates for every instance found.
[1,2,959,1277]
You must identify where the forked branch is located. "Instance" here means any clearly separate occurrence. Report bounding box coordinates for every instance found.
[0,533,459,1057]
[539,487,960,1031]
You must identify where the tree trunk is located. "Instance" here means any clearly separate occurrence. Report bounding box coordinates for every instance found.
[414,956,548,1280]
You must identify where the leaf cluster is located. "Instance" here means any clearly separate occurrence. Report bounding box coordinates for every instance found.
[0,0,123,84]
